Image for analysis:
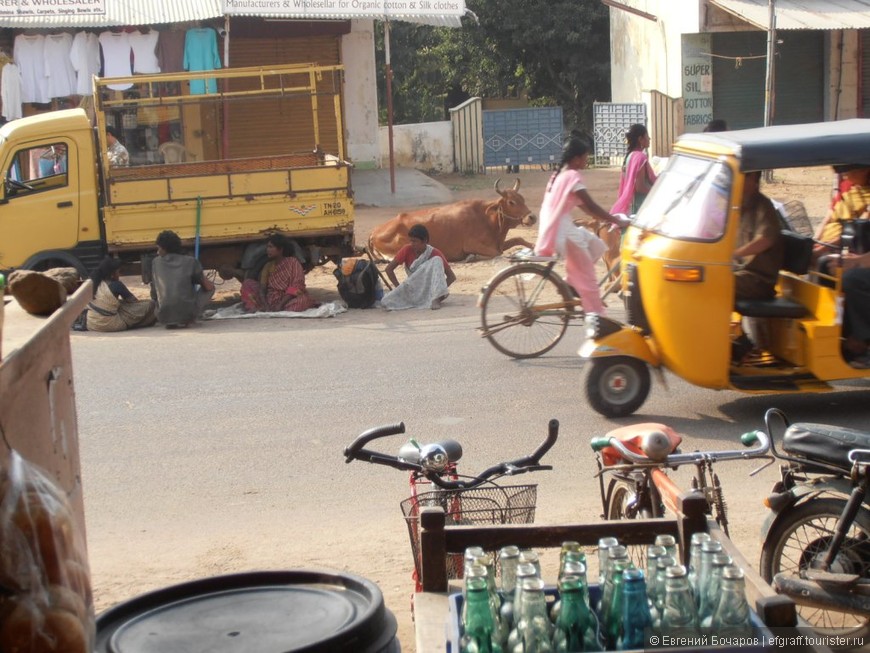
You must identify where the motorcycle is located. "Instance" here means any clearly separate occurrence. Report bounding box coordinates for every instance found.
[757,408,870,642]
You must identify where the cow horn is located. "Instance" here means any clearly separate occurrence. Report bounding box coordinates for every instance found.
[494,177,504,196]
[513,177,521,191]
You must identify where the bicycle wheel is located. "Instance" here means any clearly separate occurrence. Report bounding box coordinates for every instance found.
[480,264,575,359]
[605,476,650,569]
[759,498,870,642]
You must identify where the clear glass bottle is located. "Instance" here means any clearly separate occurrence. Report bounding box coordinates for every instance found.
[654,534,678,561]
[552,572,600,652]
[499,546,521,631]
[504,562,540,633]
[598,544,629,616]
[519,550,543,578]
[508,576,553,653]
[596,537,619,586]
[696,540,723,610]
[617,568,653,651]
[644,545,667,606]
[699,552,732,628]
[462,573,505,653]
[651,554,676,629]
[687,532,711,596]
[710,566,753,638]
[660,565,699,637]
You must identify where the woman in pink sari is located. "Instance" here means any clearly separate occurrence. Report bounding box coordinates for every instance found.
[535,137,628,315]
[240,234,318,312]
[611,123,657,216]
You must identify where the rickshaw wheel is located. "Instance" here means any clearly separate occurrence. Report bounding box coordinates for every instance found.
[585,357,650,418]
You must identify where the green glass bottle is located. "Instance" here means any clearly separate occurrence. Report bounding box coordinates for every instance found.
[660,565,699,637]
[553,573,601,652]
[463,573,505,653]
[617,568,653,651]
[710,566,753,638]
[599,545,629,629]
[551,553,590,621]
[603,559,630,649]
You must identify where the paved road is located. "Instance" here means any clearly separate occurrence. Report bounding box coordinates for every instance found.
[72,290,870,648]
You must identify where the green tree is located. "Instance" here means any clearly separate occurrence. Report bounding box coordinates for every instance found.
[375,0,611,131]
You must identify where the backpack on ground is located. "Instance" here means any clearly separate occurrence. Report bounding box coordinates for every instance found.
[334,258,380,308]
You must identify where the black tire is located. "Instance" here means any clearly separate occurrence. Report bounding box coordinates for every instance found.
[479,264,575,359]
[606,476,650,569]
[585,357,651,418]
[759,498,870,641]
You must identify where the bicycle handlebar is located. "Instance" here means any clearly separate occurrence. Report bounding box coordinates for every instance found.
[343,418,560,489]
[593,427,770,467]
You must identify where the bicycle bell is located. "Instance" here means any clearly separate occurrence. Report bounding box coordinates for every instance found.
[640,429,673,462]
[419,443,449,472]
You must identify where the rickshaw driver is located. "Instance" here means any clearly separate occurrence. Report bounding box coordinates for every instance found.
[732,170,785,302]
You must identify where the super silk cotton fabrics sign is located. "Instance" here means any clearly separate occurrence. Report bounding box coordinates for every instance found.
[223,0,465,20]
[0,0,105,17]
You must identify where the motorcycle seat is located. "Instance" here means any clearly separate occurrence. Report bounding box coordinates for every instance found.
[783,422,870,471]
[735,296,808,319]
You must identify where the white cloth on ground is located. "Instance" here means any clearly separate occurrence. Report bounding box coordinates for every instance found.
[381,246,449,311]
[204,301,347,320]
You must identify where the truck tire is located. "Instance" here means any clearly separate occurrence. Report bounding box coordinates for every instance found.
[23,251,88,279]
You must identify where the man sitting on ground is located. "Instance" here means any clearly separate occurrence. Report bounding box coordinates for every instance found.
[150,230,215,328]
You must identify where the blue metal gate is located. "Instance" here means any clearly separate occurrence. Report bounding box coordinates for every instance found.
[483,107,563,169]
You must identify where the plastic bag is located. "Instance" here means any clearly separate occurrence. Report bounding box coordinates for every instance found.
[0,451,94,652]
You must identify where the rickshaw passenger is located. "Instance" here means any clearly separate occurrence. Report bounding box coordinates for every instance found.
[841,252,870,368]
[813,165,870,258]
[733,170,784,302]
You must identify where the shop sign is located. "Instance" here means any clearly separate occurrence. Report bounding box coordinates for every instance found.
[0,0,106,17]
[223,0,465,19]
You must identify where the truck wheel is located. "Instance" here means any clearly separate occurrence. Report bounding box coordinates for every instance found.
[585,357,650,418]
[25,253,88,279]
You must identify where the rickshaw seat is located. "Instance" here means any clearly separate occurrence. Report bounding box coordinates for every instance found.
[735,297,808,319]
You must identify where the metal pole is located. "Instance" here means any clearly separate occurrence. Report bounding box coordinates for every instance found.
[222,15,231,159]
[385,19,396,194]
[763,0,776,128]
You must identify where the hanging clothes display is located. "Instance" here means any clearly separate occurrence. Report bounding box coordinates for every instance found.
[183,27,220,95]
[98,30,133,91]
[14,34,49,104]
[1,62,22,120]
[43,33,77,99]
[156,28,185,73]
[70,31,101,96]
[130,29,160,74]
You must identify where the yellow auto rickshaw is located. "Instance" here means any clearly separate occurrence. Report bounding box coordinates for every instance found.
[580,119,870,417]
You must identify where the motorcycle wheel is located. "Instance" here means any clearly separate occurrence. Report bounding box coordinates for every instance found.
[759,498,870,643]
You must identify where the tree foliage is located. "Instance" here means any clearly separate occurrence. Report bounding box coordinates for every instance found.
[375,0,611,132]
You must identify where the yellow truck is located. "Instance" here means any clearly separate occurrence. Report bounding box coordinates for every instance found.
[0,63,354,280]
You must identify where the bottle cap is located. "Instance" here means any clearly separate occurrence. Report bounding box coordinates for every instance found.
[666,565,688,578]
[519,550,539,564]
[691,532,711,545]
[521,576,546,591]
[656,555,676,570]
[655,534,677,547]
[608,544,628,559]
[562,561,586,577]
[516,563,537,579]
[499,545,520,559]
[722,566,744,580]
[712,553,733,567]
[623,568,644,582]
[598,536,619,549]
[701,540,724,553]
[646,545,667,559]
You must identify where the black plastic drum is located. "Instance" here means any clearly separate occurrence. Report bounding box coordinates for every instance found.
[95,570,400,653]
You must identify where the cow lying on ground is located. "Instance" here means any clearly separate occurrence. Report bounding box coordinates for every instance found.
[367,178,537,262]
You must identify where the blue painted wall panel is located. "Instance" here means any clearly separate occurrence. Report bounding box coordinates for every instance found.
[483,107,564,168]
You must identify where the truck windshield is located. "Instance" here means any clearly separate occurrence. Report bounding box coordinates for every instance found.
[634,155,732,241]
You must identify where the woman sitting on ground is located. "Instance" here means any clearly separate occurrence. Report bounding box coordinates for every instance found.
[86,257,157,332]
[240,234,318,312]
[382,223,456,310]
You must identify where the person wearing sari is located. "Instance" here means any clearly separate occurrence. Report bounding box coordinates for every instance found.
[535,137,628,316]
[382,224,456,310]
[610,123,657,216]
[86,257,157,332]
[240,234,318,312]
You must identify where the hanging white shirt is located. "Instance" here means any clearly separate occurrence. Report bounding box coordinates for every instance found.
[98,31,133,91]
[129,30,160,74]
[70,31,101,96]
[44,32,77,99]
[13,34,49,103]
[1,63,22,120]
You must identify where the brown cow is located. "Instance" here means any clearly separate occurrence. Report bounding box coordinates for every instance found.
[367,178,537,262]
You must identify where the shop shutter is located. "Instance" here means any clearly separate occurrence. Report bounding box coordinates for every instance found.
[712,30,823,130]
[862,30,870,117]
[225,36,342,159]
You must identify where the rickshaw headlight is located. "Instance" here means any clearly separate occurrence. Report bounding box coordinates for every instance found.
[663,265,704,282]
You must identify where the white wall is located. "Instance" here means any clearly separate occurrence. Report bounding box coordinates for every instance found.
[378,121,454,173]
[342,20,380,168]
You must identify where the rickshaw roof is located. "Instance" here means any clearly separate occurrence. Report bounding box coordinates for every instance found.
[676,119,870,172]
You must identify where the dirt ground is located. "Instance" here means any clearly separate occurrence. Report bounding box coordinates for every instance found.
[196,164,835,308]
[111,164,835,651]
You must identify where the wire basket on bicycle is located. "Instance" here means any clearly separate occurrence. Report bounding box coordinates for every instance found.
[400,484,538,582]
